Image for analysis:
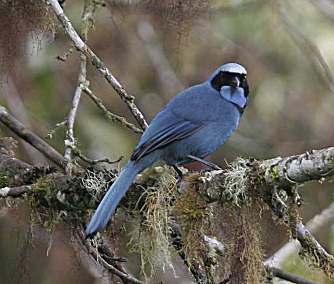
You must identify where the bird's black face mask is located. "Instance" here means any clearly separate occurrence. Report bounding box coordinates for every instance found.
[210,71,249,112]
[211,71,249,97]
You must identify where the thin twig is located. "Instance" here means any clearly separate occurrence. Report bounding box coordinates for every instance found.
[83,87,143,134]
[46,0,148,130]
[46,120,67,139]
[0,106,66,169]
[57,45,74,61]
[73,147,123,165]
[64,0,100,174]
[266,266,317,284]
[75,229,144,284]
[64,78,85,174]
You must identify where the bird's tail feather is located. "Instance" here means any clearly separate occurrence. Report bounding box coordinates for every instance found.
[85,160,144,237]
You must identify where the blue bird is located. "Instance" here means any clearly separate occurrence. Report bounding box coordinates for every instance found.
[85,62,249,237]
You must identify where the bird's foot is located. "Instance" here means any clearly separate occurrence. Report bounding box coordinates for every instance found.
[172,165,183,179]
[172,165,184,185]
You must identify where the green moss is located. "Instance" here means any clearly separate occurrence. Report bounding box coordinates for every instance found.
[91,56,103,70]
[174,183,213,270]
[0,171,9,188]
[270,165,280,180]
[30,176,56,210]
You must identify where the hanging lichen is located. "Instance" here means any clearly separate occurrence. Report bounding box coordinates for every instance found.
[0,0,55,75]
[128,166,177,278]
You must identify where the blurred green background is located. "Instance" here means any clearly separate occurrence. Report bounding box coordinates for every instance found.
[0,0,334,283]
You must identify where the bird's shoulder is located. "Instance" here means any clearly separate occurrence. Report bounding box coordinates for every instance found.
[168,82,217,108]
[135,83,214,147]
[167,82,227,123]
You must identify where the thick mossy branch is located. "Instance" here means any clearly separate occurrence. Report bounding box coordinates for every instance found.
[262,147,334,188]
[288,206,334,278]
[1,138,334,282]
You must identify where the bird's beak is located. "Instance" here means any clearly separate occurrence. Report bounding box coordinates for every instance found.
[230,76,240,88]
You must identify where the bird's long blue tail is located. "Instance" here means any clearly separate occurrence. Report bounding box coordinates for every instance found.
[85,160,144,238]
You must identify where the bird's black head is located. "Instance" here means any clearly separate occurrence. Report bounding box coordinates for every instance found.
[210,63,249,97]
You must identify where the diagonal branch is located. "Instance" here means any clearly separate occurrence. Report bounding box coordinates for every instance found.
[266,266,317,284]
[0,106,66,169]
[83,87,143,134]
[278,4,334,94]
[260,184,334,278]
[266,203,334,267]
[74,228,144,284]
[293,218,334,277]
[45,0,148,130]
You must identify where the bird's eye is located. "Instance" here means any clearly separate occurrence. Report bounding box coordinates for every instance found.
[239,75,246,82]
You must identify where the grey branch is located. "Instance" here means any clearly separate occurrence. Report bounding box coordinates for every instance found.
[0,106,66,169]
[83,87,143,134]
[73,146,123,165]
[262,147,334,188]
[192,147,334,203]
[294,219,334,277]
[75,229,144,284]
[64,0,100,174]
[46,0,148,130]
[266,266,317,284]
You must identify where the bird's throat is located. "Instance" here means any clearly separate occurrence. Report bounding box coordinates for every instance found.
[220,86,247,110]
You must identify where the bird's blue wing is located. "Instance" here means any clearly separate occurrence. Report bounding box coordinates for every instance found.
[131,120,203,161]
[131,83,227,162]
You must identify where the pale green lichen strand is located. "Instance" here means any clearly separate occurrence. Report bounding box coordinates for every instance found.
[222,158,249,206]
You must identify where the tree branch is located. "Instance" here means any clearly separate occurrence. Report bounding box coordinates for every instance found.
[266,203,334,267]
[83,87,143,134]
[1,103,334,281]
[266,266,317,284]
[0,106,66,169]
[45,0,148,130]
[64,0,100,174]
[75,229,144,284]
